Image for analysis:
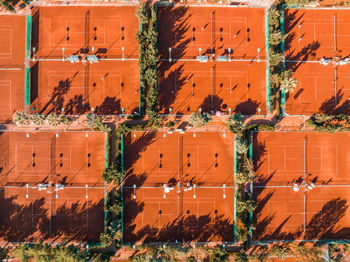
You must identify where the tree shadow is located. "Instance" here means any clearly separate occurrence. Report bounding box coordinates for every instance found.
[285,41,321,71]
[284,10,305,51]
[319,90,350,115]
[199,95,224,113]
[95,96,121,115]
[234,99,260,115]
[304,198,349,240]
[123,132,157,186]
[0,190,104,242]
[157,5,191,113]
[125,211,235,243]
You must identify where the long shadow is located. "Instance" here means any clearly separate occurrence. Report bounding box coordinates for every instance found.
[157,5,191,113]
[284,10,305,52]
[125,211,235,243]
[38,77,72,115]
[319,90,350,115]
[31,8,40,55]
[285,41,321,71]
[123,132,157,187]
[0,190,104,242]
[304,198,349,240]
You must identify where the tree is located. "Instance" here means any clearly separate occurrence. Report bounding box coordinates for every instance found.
[189,112,212,127]
[236,199,256,213]
[280,70,297,93]
[236,140,249,154]
[102,163,122,185]
[227,113,245,135]
[269,8,280,28]
[236,172,253,184]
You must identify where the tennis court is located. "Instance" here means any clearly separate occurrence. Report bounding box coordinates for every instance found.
[285,9,350,61]
[31,6,138,59]
[253,131,350,241]
[30,60,139,115]
[0,131,106,242]
[157,5,267,115]
[158,6,266,59]
[123,131,235,243]
[0,15,26,122]
[285,61,350,115]
[158,59,266,115]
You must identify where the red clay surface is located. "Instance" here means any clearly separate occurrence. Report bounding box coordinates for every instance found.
[30,60,139,115]
[123,131,235,242]
[158,6,266,59]
[32,6,138,58]
[285,62,350,115]
[157,6,267,115]
[253,131,350,241]
[158,60,266,115]
[285,9,350,61]
[0,15,26,122]
[0,131,106,242]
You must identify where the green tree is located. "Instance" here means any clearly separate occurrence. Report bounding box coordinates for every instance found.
[102,163,122,185]
[227,113,245,135]
[280,70,297,93]
[236,140,249,154]
[189,112,212,127]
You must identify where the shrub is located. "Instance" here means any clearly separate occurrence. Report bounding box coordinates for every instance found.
[62,116,73,125]
[13,111,29,125]
[47,113,62,126]
[31,114,45,125]
[189,112,212,127]
[271,244,290,260]
[85,113,98,128]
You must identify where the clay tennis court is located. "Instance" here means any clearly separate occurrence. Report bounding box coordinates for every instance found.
[285,61,350,115]
[123,131,235,242]
[0,131,106,242]
[285,9,350,61]
[32,6,138,58]
[30,60,139,115]
[253,131,350,241]
[157,6,267,115]
[158,59,266,115]
[0,15,26,122]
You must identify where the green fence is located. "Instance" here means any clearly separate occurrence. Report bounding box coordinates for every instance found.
[25,14,32,106]
[233,136,237,243]
[120,134,125,244]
